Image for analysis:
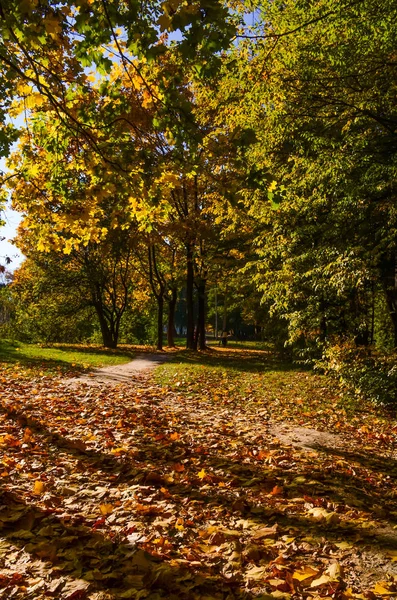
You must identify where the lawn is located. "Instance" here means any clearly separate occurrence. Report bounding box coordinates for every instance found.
[0,340,137,376]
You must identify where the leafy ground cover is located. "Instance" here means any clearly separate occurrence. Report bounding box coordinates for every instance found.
[0,345,396,599]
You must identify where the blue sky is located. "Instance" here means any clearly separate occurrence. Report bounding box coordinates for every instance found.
[0,112,25,271]
[0,201,23,271]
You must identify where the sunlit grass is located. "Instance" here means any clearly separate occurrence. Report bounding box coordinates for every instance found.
[154,344,391,430]
[0,340,136,376]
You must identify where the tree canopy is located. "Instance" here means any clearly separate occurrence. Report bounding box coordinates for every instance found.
[1,0,397,400]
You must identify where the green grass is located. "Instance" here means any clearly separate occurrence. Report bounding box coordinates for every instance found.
[0,340,136,376]
[153,344,371,427]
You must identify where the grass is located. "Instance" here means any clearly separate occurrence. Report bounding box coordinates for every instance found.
[154,344,390,430]
[0,339,137,376]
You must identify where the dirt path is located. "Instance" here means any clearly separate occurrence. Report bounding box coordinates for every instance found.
[64,353,170,386]
[60,352,397,591]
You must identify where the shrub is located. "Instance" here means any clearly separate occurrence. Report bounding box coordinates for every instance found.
[319,342,397,406]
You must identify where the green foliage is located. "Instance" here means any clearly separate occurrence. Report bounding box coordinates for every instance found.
[118,302,158,345]
[213,0,397,359]
[320,343,397,406]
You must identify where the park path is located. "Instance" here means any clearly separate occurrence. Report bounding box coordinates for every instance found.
[1,348,396,596]
[64,353,170,386]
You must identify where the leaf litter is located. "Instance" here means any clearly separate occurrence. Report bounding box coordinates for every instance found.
[0,348,397,599]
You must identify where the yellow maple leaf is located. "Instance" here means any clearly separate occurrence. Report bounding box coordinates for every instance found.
[100,504,113,515]
[33,480,45,495]
[25,93,45,109]
[197,468,206,479]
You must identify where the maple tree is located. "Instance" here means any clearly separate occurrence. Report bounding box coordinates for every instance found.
[0,0,237,157]
[10,214,143,347]
[3,5,250,351]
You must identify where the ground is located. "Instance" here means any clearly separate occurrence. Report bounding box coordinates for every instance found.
[0,345,396,599]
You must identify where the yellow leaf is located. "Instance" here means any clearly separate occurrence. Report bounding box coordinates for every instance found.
[197,468,206,479]
[293,566,319,582]
[110,447,126,455]
[33,480,45,495]
[373,582,397,595]
[24,92,45,109]
[29,164,40,177]
[334,541,354,550]
[100,504,113,515]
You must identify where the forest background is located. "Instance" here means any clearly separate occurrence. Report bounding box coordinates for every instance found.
[0,0,396,406]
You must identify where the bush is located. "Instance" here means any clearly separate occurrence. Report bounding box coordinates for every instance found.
[319,342,397,406]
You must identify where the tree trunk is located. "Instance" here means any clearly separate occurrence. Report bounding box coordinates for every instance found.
[319,298,327,343]
[157,295,164,351]
[186,243,196,350]
[370,283,375,345]
[222,291,227,332]
[167,287,177,348]
[197,280,206,350]
[380,252,397,347]
[95,305,117,348]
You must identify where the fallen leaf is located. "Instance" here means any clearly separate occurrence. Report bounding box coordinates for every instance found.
[99,504,113,515]
[172,463,185,473]
[293,566,319,582]
[373,582,397,595]
[33,480,45,495]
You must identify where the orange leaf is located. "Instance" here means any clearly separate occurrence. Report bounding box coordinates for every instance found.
[23,428,33,443]
[33,480,45,495]
[270,485,283,496]
[257,450,272,459]
[169,432,180,441]
[172,463,185,473]
[100,504,113,515]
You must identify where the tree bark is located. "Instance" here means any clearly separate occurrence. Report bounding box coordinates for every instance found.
[222,291,227,332]
[147,244,165,351]
[157,295,164,351]
[186,243,196,350]
[167,287,177,348]
[380,252,397,347]
[94,304,117,348]
[197,280,206,350]
[319,298,327,343]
